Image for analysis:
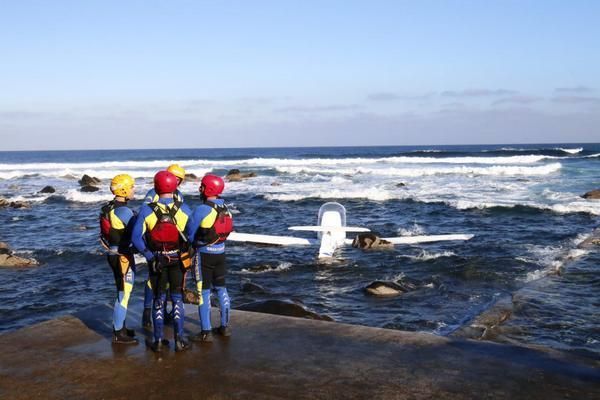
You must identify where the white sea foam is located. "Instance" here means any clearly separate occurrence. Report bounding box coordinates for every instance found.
[63,189,113,203]
[237,262,293,274]
[406,250,457,261]
[397,223,426,236]
[0,154,556,174]
[276,163,562,177]
[555,147,583,154]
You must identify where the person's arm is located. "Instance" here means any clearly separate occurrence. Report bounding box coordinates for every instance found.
[143,189,156,204]
[132,206,154,260]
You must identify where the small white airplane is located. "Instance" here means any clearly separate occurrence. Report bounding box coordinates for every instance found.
[228,202,474,258]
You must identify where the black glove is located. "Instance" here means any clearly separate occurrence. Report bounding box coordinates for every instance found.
[148,258,162,274]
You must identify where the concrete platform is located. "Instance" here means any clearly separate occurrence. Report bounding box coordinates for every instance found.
[0,303,599,399]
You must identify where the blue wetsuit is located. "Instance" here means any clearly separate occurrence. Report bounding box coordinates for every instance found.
[132,197,192,342]
[101,200,136,332]
[185,198,230,332]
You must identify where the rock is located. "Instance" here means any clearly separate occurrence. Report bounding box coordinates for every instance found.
[352,233,393,250]
[184,173,198,181]
[78,174,101,187]
[226,169,257,182]
[183,288,200,304]
[396,182,406,187]
[80,185,100,193]
[0,242,10,255]
[0,198,9,207]
[364,280,418,297]
[39,186,56,194]
[0,243,38,268]
[236,300,333,321]
[240,279,268,294]
[9,201,30,209]
[578,228,600,249]
[270,182,281,186]
[582,189,600,199]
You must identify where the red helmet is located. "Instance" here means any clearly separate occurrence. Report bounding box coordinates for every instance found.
[200,174,224,197]
[154,171,178,194]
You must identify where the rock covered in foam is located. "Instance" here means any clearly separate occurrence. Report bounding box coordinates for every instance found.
[0,242,38,268]
[582,189,600,199]
[78,174,101,187]
[0,198,31,209]
[226,169,257,182]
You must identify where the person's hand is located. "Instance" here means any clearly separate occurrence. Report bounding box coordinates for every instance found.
[148,257,162,274]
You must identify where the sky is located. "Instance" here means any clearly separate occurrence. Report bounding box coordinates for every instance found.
[0,0,599,150]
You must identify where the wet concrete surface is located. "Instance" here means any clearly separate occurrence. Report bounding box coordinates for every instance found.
[0,303,599,399]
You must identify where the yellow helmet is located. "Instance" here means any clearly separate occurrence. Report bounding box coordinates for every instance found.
[110,174,135,197]
[167,164,186,182]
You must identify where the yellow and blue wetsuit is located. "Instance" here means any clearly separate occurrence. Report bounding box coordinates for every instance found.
[102,200,136,332]
[142,188,184,310]
[132,197,191,342]
[185,198,230,333]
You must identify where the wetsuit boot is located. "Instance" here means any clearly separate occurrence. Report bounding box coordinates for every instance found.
[216,325,232,337]
[175,336,190,352]
[191,330,213,343]
[215,286,231,337]
[113,328,138,345]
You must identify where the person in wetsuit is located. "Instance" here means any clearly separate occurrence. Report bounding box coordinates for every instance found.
[100,174,138,344]
[141,164,186,328]
[186,174,234,343]
[132,171,193,352]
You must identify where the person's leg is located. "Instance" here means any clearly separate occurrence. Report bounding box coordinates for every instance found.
[151,266,168,344]
[213,254,230,334]
[142,279,153,327]
[168,263,189,351]
[109,255,137,344]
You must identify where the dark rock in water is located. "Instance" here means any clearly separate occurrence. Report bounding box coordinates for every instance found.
[352,233,393,250]
[240,279,268,294]
[396,182,406,187]
[236,299,333,321]
[578,228,600,249]
[582,189,600,199]
[0,242,10,255]
[0,199,31,209]
[451,296,514,341]
[9,201,30,209]
[226,169,257,182]
[183,288,200,304]
[364,280,417,297]
[0,242,38,268]
[78,174,101,187]
[246,264,276,272]
[270,182,281,186]
[80,185,100,193]
[39,186,56,194]
[185,173,198,180]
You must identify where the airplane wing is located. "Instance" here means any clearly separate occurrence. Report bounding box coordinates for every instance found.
[344,234,474,246]
[228,232,317,246]
[289,226,370,233]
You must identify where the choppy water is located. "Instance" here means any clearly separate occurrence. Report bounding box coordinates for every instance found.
[0,144,598,355]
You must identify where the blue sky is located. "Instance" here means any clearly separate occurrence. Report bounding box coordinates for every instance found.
[1,1,599,150]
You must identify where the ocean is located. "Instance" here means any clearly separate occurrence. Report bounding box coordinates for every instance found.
[0,143,599,357]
